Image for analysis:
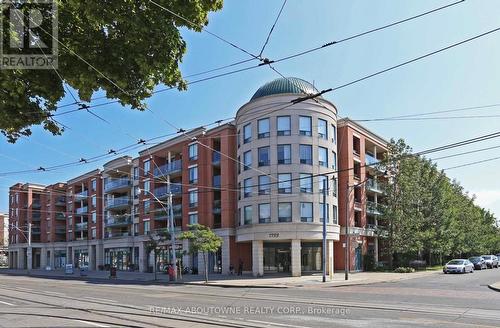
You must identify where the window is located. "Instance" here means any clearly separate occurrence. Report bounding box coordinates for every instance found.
[144,160,151,174]
[300,173,313,193]
[243,178,252,197]
[189,213,198,224]
[320,203,329,223]
[299,144,312,165]
[258,175,270,195]
[278,173,292,194]
[278,203,292,222]
[143,180,150,195]
[188,143,198,161]
[277,144,291,164]
[300,202,313,222]
[258,118,270,138]
[189,190,198,207]
[91,195,96,207]
[243,151,252,170]
[277,116,291,136]
[243,123,252,143]
[144,221,150,235]
[91,179,97,192]
[144,200,150,214]
[91,228,96,239]
[259,204,271,223]
[189,166,198,184]
[258,147,270,166]
[318,119,328,139]
[244,205,252,225]
[92,212,96,224]
[318,175,328,194]
[299,116,312,136]
[318,147,328,167]
[332,205,338,224]
[331,151,337,170]
[134,223,139,236]
[134,186,139,199]
[133,205,139,216]
[133,167,139,180]
[331,124,337,144]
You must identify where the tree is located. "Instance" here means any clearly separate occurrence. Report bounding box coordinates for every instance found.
[145,228,171,281]
[0,0,223,142]
[179,224,222,282]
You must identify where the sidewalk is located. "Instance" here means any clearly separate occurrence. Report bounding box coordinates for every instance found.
[488,281,500,292]
[0,268,439,288]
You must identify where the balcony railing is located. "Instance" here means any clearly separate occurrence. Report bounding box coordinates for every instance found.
[366,179,383,193]
[55,212,66,220]
[213,175,221,188]
[365,153,379,166]
[153,159,182,178]
[366,201,382,215]
[74,190,88,202]
[55,196,66,206]
[104,231,132,239]
[104,178,131,192]
[75,206,88,215]
[105,196,131,210]
[105,214,132,227]
[75,222,88,231]
[153,184,182,199]
[55,226,66,234]
[32,201,41,209]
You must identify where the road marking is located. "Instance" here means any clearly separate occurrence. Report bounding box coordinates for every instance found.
[0,300,15,306]
[84,297,117,303]
[246,319,310,328]
[44,291,65,296]
[75,319,110,327]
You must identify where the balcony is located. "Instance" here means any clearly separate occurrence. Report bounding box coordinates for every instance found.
[366,179,383,193]
[153,204,182,221]
[55,196,66,206]
[55,226,66,234]
[213,175,221,188]
[74,190,88,202]
[105,196,131,210]
[105,214,132,227]
[55,212,66,220]
[75,222,88,231]
[31,227,41,235]
[75,206,88,215]
[104,231,132,239]
[365,153,379,166]
[105,178,131,193]
[213,199,221,215]
[153,184,182,199]
[212,152,221,165]
[366,201,382,215]
[153,159,182,178]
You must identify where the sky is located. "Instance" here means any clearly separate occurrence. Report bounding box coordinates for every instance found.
[1,0,500,217]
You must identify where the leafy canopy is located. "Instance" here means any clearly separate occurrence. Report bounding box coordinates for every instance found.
[0,0,223,142]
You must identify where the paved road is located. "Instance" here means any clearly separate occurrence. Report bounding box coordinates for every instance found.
[0,268,499,327]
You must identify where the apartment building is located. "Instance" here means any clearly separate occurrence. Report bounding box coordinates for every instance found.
[0,213,8,266]
[7,77,389,276]
[335,118,388,272]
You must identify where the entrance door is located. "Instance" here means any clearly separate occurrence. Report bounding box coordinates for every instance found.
[355,246,362,271]
[264,243,291,273]
[276,248,291,273]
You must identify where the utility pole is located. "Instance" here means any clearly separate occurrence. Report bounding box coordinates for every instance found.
[27,223,32,274]
[167,153,177,281]
[344,184,349,281]
[322,178,327,283]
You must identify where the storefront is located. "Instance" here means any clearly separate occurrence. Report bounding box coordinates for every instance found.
[264,242,291,273]
[301,242,322,273]
[54,250,66,269]
[74,249,88,269]
[105,247,139,271]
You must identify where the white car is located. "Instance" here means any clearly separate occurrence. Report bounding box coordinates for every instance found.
[443,259,474,274]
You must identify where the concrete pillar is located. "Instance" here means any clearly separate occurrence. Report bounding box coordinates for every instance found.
[197,252,206,276]
[221,236,230,275]
[66,246,72,264]
[49,249,55,269]
[40,247,47,269]
[374,237,379,264]
[327,240,334,276]
[27,247,32,271]
[139,241,147,272]
[96,243,104,270]
[252,240,263,277]
[88,245,95,270]
[291,240,301,277]
[18,248,25,269]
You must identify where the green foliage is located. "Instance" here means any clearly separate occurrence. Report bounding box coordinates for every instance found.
[394,267,415,273]
[363,253,376,271]
[179,223,223,282]
[379,138,500,269]
[0,0,223,142]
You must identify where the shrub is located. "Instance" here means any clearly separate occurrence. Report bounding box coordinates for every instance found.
[394,267,415,273]
[409,260,426,270]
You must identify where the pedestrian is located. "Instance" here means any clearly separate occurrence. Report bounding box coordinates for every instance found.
[229,264,234,275]
[238,259,243,276]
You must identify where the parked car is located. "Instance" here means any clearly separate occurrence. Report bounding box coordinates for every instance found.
[481,255,499,268]
[443,259,474,274]
[468,257,487,270]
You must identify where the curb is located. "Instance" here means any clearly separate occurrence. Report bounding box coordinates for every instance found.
[487,283,500,292]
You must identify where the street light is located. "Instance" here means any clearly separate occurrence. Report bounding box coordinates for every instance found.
[139,187,178,281]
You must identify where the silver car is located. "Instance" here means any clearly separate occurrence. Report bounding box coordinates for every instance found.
[481,255,499,268]
[443,259,474,274]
